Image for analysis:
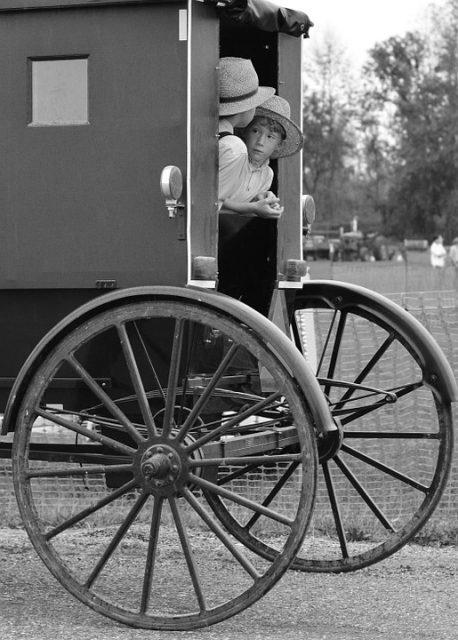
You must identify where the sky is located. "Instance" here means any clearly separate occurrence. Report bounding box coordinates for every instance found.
[273,0,443,66]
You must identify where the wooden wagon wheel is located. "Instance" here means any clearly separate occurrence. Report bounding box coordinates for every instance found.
[10,293,318,630]
[289,281,454,571]
[206,281,455,572]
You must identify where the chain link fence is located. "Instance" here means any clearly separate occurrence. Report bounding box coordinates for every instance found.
[1,266,458,530]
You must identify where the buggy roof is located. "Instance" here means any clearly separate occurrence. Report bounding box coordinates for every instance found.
[0,0,313,37]
[217,0,313,38]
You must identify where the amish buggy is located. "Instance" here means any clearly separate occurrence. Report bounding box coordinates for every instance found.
[0,0,456,630]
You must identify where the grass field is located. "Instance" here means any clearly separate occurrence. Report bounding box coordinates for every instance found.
[307,250,458,294]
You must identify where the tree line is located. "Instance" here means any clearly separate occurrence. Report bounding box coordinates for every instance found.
[303,0,458,243]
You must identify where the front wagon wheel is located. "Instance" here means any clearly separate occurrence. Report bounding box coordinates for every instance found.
[289,281,454,572]
[11,297,317,630]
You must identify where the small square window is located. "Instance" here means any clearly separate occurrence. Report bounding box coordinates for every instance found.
[31,58,88,126]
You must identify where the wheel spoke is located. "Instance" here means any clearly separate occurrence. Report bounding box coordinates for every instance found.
[341,443,430,492]
[45,478,139,540]
[217,463,262,485]
[43,406,148,435]
[169,497,207,612]
[140,496,163,614]
[176,343,240,441]
[118,323,158,439]
[132,320,167,404]
[186,391,283,453]
[321,460,349,558]
[333,455,395,531]
[35,408,135,457]
[66,354,145,445]
[245,461,300,531]
[315,309,339,377]
[85,492,149,588]
[182,486,262,580]
[189,473,294,526]
[323,311,347,396]
[162,318,185,438]
[332,334,395,411]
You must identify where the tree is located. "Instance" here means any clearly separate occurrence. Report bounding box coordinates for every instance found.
[361,0,458,241]
[302,32,365,226]
[303,0,458,241]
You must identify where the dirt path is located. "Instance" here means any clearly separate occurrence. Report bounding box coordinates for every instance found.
[1,528,457,640]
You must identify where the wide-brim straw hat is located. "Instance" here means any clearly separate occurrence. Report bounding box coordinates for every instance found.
[255,95,304,158]
[219,57,275,116]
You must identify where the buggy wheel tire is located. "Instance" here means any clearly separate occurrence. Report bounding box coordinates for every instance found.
[11,293,317,629]
[289,281,454,572]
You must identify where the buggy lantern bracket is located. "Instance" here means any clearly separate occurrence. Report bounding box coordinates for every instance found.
[160,165,185,219]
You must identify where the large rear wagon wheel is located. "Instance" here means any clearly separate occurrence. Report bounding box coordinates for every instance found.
[289,281,454,572]
[11,295,317,630]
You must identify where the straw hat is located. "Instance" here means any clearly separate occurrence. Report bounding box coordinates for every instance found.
[219,57,275,116]
[254,95,304,158]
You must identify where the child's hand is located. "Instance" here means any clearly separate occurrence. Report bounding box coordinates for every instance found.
[253,193,284,219]
[255,191,277,201]
[221,193,283,217]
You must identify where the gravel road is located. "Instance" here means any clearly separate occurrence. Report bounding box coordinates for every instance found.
[1,528,457,640]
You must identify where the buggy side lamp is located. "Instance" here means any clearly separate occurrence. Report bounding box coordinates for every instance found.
[160,165,184,218]
[302,194,315,237]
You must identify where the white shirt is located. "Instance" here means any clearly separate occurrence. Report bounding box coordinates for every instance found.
[218,119,273,210]
[430,240,447,268]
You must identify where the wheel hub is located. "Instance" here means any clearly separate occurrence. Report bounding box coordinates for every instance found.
[140,445,181,489]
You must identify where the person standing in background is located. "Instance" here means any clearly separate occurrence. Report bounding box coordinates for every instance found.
[430,235,447,269]
[449,237,458,268]
[449,237,458,288]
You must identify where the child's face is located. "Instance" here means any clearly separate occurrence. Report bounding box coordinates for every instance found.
[245,120,283,165]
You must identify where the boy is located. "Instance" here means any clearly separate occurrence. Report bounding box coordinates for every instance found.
[218,70,304,313]
[218,57,278,217]
[220,94,304,216]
